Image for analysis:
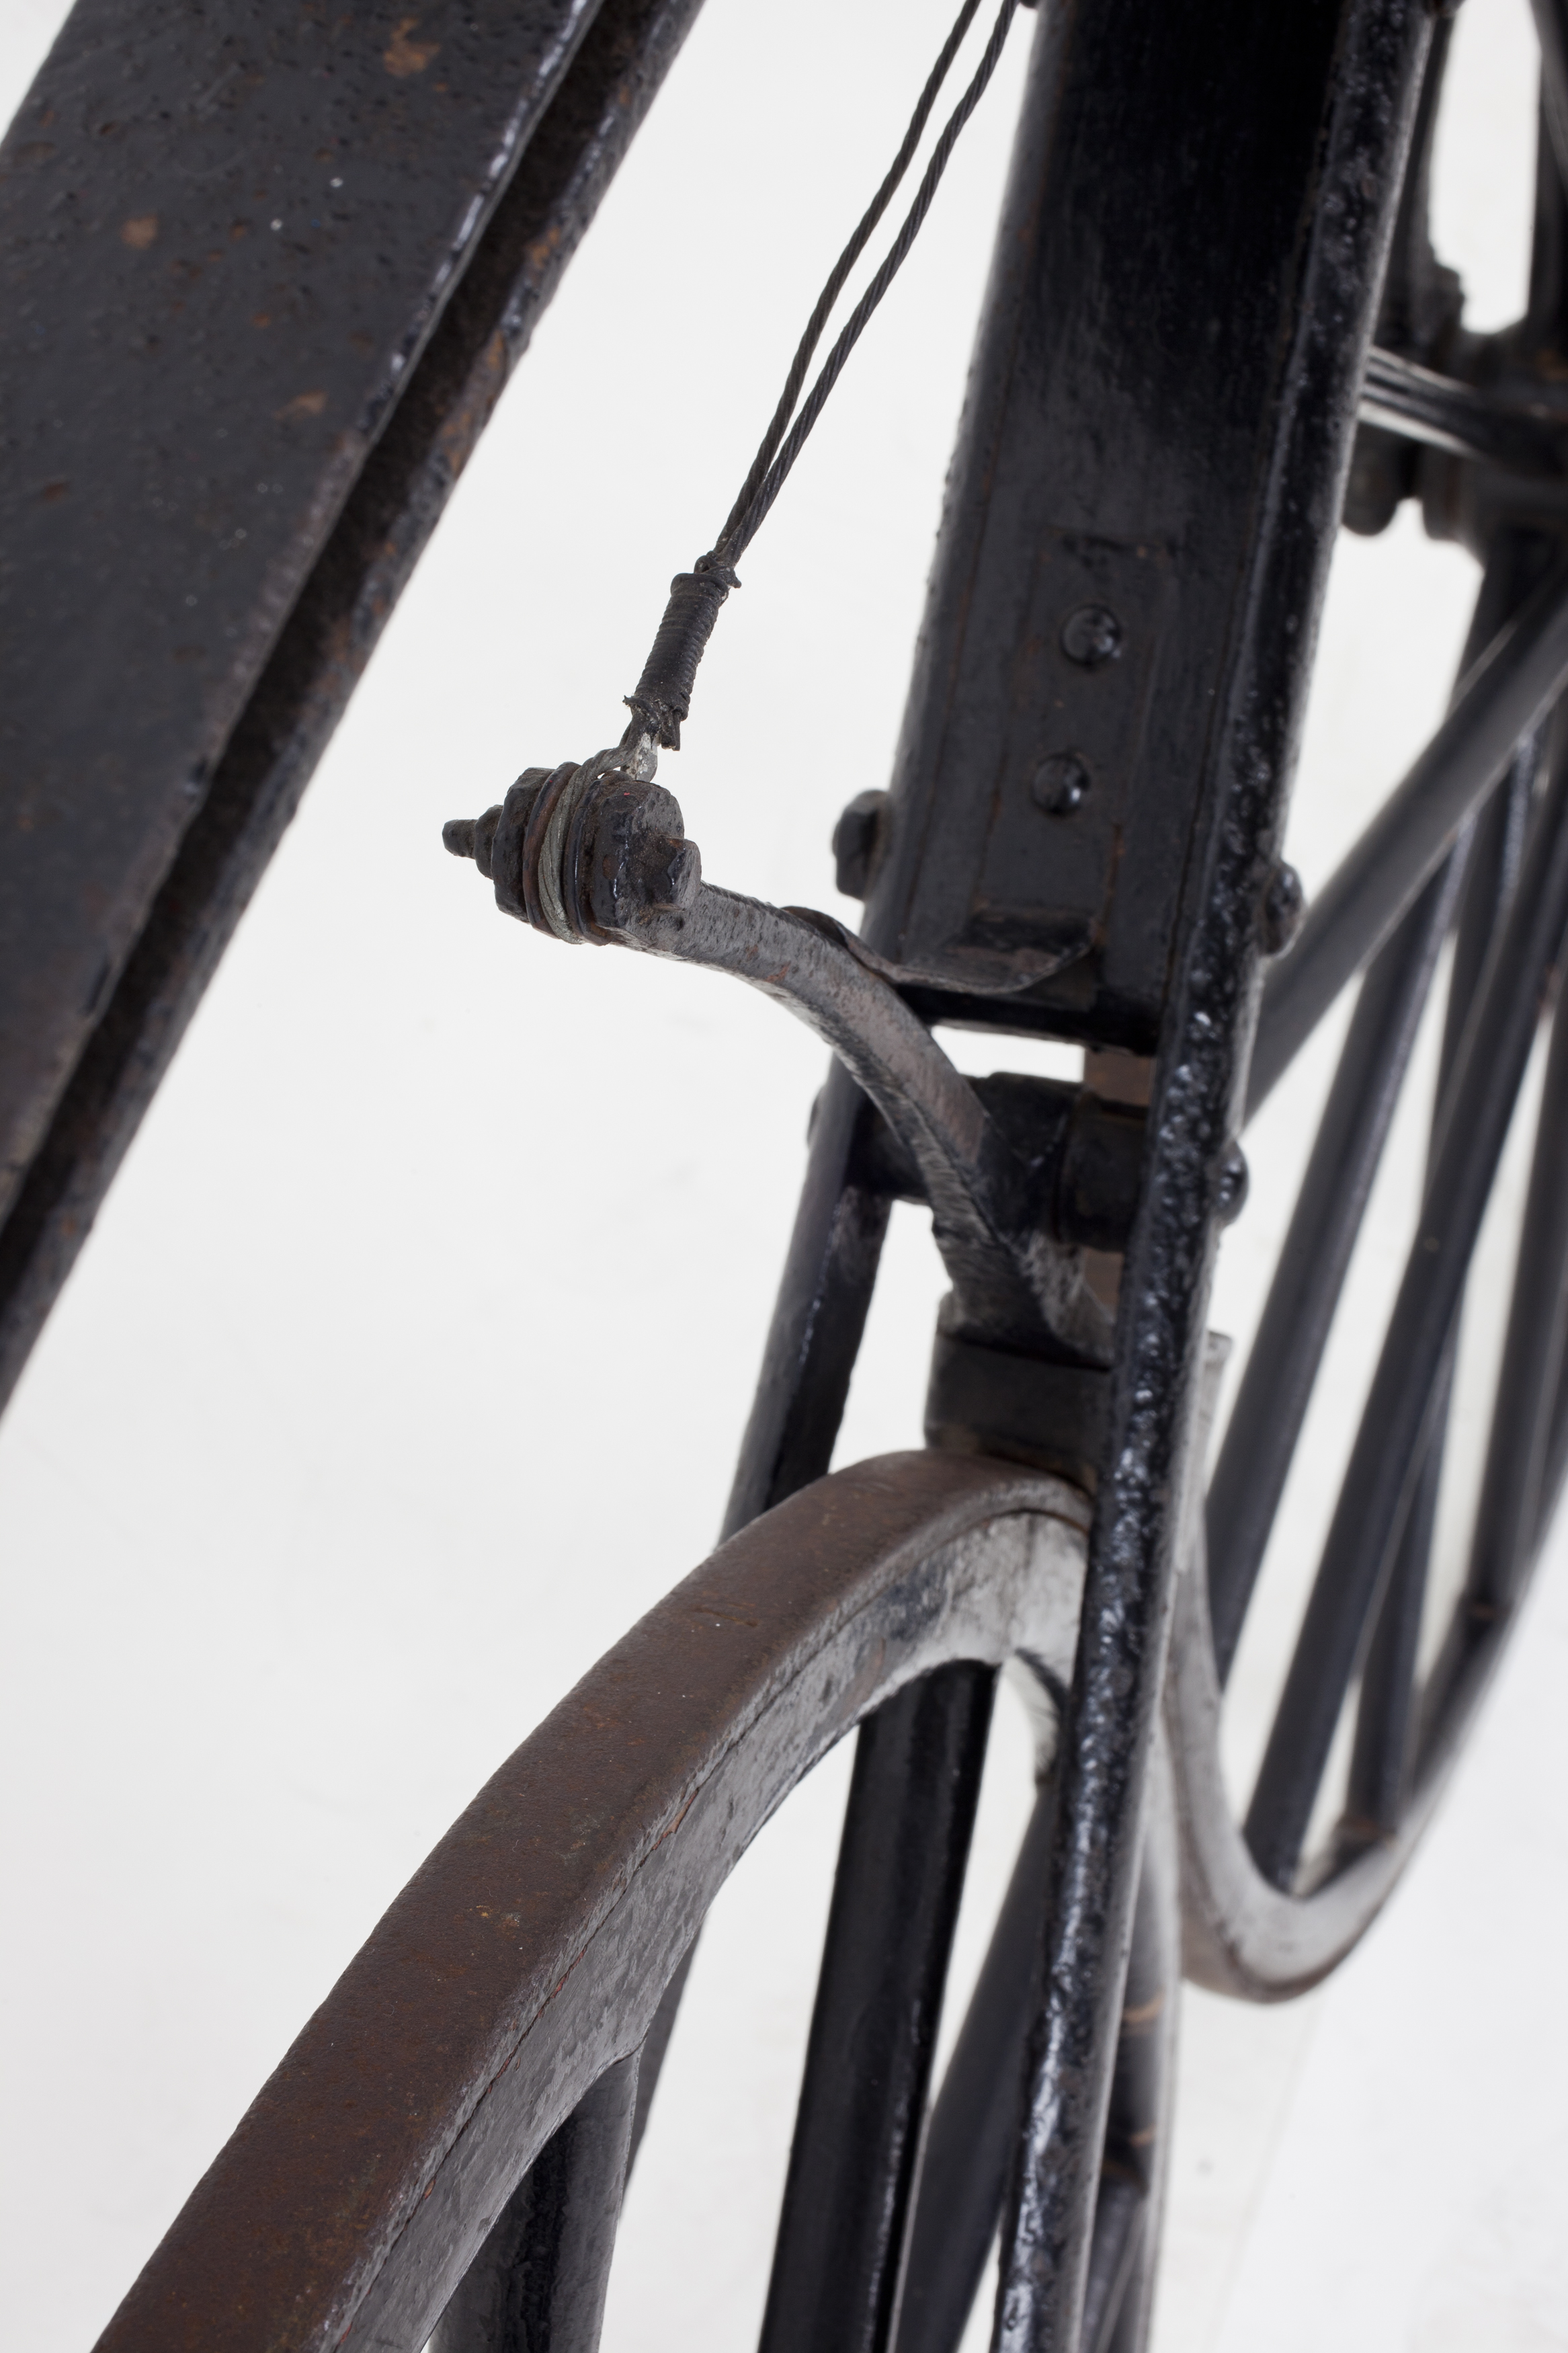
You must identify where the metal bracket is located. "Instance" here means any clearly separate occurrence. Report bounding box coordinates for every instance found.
[446,760,1122,1373]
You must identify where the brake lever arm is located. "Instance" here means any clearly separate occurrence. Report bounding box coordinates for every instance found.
[445,760,1114,1365]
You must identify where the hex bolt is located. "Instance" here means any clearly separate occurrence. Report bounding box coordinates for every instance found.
[618,828,701,914]
[833,788,891,899]
[1061,603,1124,668]
[1260,861,1306,956]
[1032,752,1094,815]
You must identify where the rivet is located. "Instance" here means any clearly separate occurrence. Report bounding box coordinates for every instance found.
[1061,603,1124,668]
[1216,1145,1249,1226]
[1260,862,1306,957]
[1032,752,1093,815]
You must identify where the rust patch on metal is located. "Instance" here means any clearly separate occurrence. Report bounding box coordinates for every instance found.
[383,19,439,76]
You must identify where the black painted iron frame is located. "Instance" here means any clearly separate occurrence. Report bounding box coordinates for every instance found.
[0,0,708,1415]
[12,0,1568,2349]
[431,0,1518,2303]
[716,5,1440,2346]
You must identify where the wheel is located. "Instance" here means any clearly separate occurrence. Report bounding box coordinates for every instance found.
[89,1452,1177,2353]
[1167,12,1568,1999]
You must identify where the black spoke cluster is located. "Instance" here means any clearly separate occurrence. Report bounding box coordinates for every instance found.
[1214,350,1568,1896]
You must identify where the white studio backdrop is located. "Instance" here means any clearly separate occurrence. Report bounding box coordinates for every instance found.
[1,3,1565,2350]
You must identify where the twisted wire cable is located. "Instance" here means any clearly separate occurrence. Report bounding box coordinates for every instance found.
[625,0,1023,750]
[714,0,989,556]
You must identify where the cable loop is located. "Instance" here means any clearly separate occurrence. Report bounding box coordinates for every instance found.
[521,748,642,941]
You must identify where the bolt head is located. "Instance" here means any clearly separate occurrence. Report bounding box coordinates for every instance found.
[833,789,891,900]
[1216,1144,1249,1226]
[626,832,701,912]
[583,780,700,928]
[1260,861,1306,957]
[1032,752,1094,816]
[1061,603,1123,668]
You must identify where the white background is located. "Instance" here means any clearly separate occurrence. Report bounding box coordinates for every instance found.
[2,0,1565,2346]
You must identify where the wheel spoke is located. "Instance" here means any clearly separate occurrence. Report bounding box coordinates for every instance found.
[1465,1000,1568,1619]
[1079,1840,1175,2353]
[1446,725,1540,1035]
[896,1784,1175,2353]
[1209,859,1460,1679]
[1077,2183,1143,2353]
[626,1945,697,2173]
[431,2056,639,2353]
[1532,0,1568,199]
[1537,1349,1568,1554]
[759,1663,995,2353]
[1359,350,1568,476]
[1245,723,1568,1889]
[1526,40,1568,348]
[1248,548,1568,1113]
[1344,1410,1442,1839]
[1420,986,1568,1761]
[895,1786,1057,2353]
[723,1060,890,1538]
[1372,13,1454,355]
[1342,17,1456,534]
[1217,563,1542,1701]
[1346,735,1536,1835]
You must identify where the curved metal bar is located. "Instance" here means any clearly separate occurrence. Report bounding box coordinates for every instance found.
[1168,1517,1437,1999]
[629,886,1116,1367]
[446,772,1117,1356]
[1359,346,1568,475]
[640,887,993,1241]
[1249,553,1568,1113]
[91,1454,1090,2353]
[1170,1317,1483,2001]
[442,785,1120,1368]
[1244,744,1568,1891]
